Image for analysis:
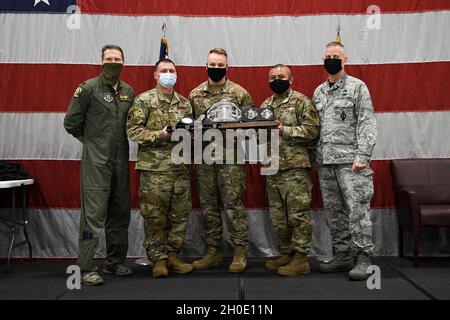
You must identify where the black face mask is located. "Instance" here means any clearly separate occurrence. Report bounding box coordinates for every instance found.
[269,79,290,94]
[324,58,342,75]
[207,67,227,82]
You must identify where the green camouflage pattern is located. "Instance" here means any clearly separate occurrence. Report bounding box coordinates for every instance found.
[140,170,192,263]
[266,169,313,255]
[189,78,252,249]
[195,164,247,247]
[189,79,254,161]
[189,79,253,118]
[126,87,192,171]
[260,88,320,171]
[312,73,377,165]
[318,164,374,256]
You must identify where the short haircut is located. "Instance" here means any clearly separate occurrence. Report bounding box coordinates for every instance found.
[155,58,176,71]
[325,41,345,49]
[270,64,292,77]
[209,48,228,58]
[101,44,124,60]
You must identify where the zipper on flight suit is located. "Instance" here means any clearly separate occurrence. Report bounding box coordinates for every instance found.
[111,85,120,162]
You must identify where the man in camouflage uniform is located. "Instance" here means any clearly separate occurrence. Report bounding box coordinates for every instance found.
[313,42,377,281]
[64,44,134,286]
[126,59,193,278]
[260,64,319,276]
[189,48,253,273]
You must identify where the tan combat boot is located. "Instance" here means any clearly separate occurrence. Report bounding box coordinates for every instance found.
[152,259,168,278]
[277,254,310,276]
[192,247,222,270]
[168,252,193,274]
[265,254,294,270]
[228,245,247,273]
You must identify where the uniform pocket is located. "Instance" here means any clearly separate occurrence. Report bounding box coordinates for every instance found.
[352,167,374,202]
[277,106,297,126]
[147,110,165,130]
[334,99,355,123]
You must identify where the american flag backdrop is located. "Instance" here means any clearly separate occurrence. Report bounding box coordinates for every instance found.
[1,0,449,258]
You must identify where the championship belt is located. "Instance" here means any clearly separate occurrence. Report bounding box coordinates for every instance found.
[201,99,277,129]
[169,99,277,131]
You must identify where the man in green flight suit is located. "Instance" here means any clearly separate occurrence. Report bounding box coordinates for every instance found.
[64,44,135,286]
[127,58,194,278]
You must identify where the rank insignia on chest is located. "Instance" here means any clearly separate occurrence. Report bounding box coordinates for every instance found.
[340,111,347,121]
[119,95,129,101]
[104,92,114,103]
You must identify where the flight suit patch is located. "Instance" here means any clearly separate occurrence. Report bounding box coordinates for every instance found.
[104,92,114,103]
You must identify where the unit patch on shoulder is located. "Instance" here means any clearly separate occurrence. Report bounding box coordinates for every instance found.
[73,87,83,98]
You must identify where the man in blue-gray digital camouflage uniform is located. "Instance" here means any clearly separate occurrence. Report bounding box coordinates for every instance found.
[313,41,377,281]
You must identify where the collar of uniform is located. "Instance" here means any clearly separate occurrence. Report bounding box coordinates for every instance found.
[99,73,122,91]
[155,86,181,105]
[269,87,293,107]
[334,72,348,89]
[322,72,347,94]
[204,78,229,94]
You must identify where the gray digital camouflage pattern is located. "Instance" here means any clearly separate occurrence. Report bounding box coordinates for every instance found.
[313,73,376,165]
[318,165,375,256]
[313,73,377,257]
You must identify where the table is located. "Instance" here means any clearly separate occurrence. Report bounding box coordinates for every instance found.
[0,179,34,272]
